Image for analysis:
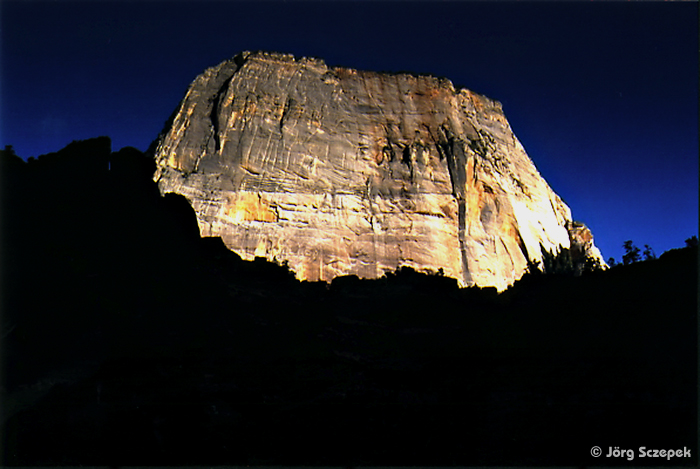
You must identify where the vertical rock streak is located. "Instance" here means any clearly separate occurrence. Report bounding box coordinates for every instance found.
[152,51,605,291]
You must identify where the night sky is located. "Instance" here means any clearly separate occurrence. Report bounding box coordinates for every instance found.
[2,1,697,263]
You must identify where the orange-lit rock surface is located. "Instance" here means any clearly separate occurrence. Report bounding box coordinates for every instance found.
[153,51,605,290]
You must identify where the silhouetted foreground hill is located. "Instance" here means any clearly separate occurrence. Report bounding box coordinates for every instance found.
[1,138,697,465]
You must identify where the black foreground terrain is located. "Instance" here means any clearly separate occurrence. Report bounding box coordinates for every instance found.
[1,138,697,466]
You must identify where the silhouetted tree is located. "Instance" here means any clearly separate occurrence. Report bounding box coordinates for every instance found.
[607,257,617,267]
[642,244,656,261]
[526,243,602,277]
[526,257,543,275]
[685,236,698,248]
[540,244,575,276]
[622,240,641,265]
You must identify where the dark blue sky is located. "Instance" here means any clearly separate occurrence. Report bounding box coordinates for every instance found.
[2,1,697,262]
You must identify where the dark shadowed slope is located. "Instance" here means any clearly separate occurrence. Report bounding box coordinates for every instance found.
[1,139,696,466]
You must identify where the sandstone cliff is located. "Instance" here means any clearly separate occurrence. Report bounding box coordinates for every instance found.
[152,51,605,291]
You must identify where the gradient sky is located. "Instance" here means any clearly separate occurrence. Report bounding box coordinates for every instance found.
[2,1,697,262]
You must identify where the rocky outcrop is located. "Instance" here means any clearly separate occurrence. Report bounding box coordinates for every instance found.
[568,221,605,268]
[152,50,605,291]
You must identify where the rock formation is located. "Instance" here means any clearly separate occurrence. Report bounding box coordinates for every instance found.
[152,51,605,291]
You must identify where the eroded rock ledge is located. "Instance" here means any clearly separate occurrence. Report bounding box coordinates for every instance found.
[152,50,605,291]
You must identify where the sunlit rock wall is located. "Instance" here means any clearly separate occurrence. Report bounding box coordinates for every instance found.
[153,51,605,291]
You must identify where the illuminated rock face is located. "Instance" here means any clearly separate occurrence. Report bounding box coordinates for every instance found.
[153,51,605,291]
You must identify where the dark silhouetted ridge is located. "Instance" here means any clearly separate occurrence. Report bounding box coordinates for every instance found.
[0,138,696,466]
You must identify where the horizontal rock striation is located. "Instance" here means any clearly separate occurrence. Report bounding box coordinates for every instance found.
[152,51,605,291]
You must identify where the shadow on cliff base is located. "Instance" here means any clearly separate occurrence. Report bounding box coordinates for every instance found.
[0,139,696,466]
